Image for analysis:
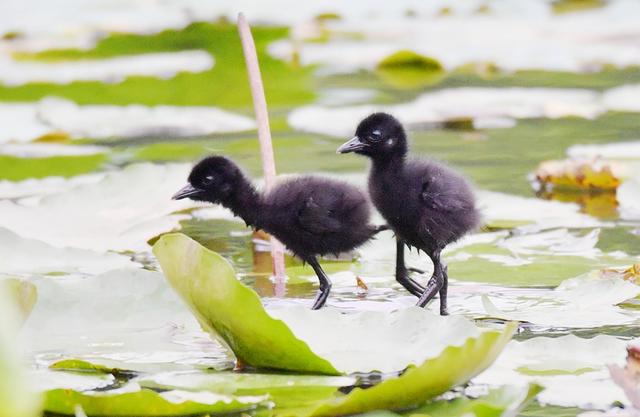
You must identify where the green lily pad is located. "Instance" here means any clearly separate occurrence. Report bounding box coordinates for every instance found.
[49,359,138,382]
[153,233,339,375]
[140,371,356,410]
[43,387,267,416]
[408,384,543,417]
[153,234,514,377]
[304,324,515,417]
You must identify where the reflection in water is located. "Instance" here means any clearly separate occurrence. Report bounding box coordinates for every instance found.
[537,189,619,220]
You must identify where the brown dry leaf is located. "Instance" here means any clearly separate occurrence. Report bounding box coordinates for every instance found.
[628,345,640,377]
[623,265,640,284]
[599,265,640,285]
[535,158,626,191]
[355,276,368,294]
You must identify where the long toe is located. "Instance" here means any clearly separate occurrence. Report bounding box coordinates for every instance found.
[311,291,328,310]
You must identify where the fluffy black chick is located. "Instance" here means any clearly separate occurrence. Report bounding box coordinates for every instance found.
[337,113,480,315]
[172,155,381,309]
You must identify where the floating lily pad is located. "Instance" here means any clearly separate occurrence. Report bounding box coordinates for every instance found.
[303,326,515,416]
[153,233,340,375]
[140,371,355,410]
[0,163,196,252]
[153,233,514,377]
[476,335,630,408]
[376,51,445,89]
[0,227,132,275]
[408,384,543,417]
[43,387,267,416]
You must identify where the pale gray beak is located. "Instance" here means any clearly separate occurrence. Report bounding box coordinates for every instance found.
[172,184,201,200]
[337,136,366,154]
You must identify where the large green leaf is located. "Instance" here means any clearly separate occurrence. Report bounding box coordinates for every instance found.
[302,324,516,417]
[43,387,267,416]
[153,233,339,375]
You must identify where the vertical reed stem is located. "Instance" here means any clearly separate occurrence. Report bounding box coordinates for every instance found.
[237,13,287,286]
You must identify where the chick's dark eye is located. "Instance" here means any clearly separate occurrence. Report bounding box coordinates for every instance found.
[201,175,215,186]
[369,130,382,141]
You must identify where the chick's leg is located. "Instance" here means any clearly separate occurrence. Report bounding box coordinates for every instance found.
[308,257,332,310]
[395,238,426,297]
[416,250,444,312]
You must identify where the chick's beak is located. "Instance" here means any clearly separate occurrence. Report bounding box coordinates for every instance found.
[172,184,201,200]
[337,136,366,154]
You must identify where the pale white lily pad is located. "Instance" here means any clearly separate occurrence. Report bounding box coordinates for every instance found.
[0,173,104,200]
[20,268,211,363]
[568,141,640,161]
[0,163,194,252]
[618,181,640,221]
[269,306,480,374]
[480,271,640,328]
[476,335,632,408]
[288,87,603,137]
[0,143,108,158]
[271,1,640,73]
[38,97,255,140]
[477,190,601,229]
[0,51,213,86]
[0,103,51,144]
[0,98,255,144]
[0,228,133,275]
[32,369,115,392]
[602,85,640,113]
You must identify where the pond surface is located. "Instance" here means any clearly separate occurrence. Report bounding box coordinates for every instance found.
[1,1,640,416]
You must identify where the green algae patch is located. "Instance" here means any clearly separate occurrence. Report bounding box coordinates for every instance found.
[0,154,106,181]
[1,22,315,109]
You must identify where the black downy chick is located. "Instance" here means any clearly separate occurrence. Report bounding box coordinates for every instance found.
[337,113,480,315]
[172,156,382,310]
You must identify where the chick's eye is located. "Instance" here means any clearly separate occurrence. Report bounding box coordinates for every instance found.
[369,130,382,141]
[202,175,215,186]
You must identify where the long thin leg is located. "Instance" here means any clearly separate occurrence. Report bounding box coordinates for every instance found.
[416,250,444,310]
[439,264,449,315]
[395,238,425,297]
[307,257,332,310]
